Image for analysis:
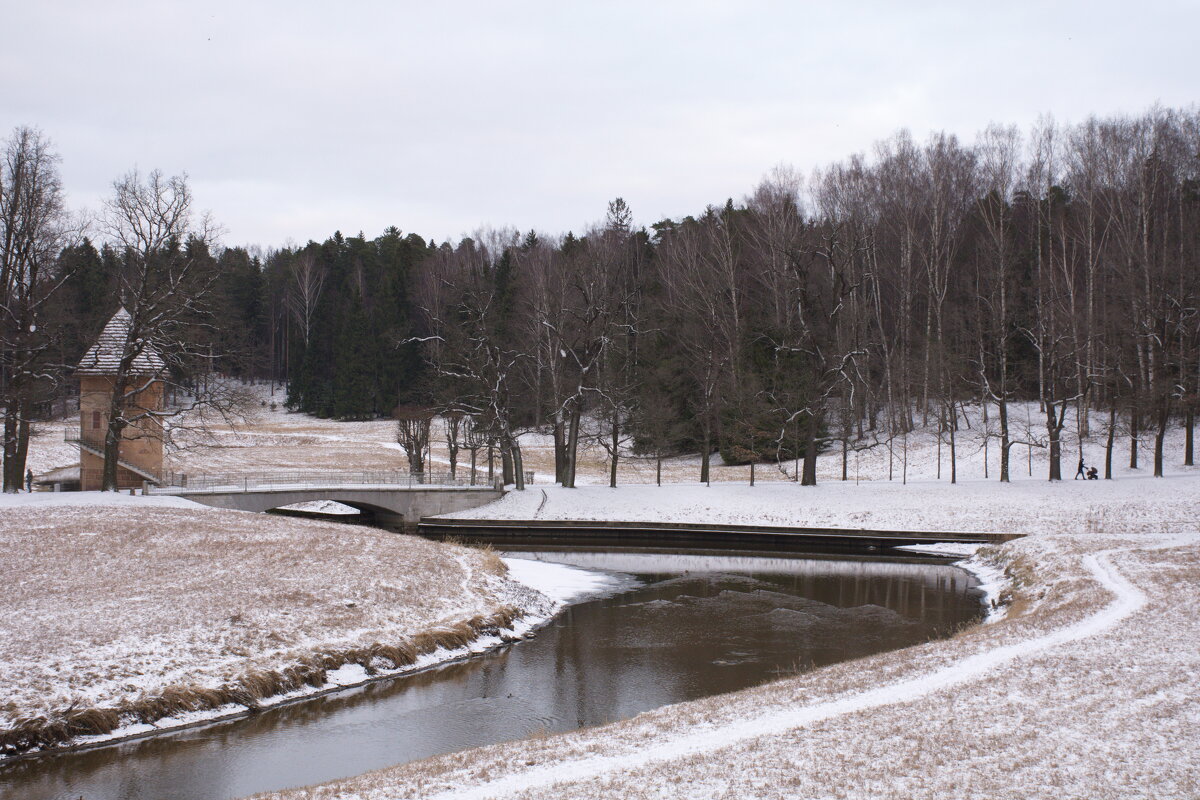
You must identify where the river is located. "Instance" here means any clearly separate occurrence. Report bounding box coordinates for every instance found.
[0,545,981,800]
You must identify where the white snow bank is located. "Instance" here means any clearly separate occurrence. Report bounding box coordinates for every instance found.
[895,542,983,557]
[276,499,362,515]
[502,557,631,606]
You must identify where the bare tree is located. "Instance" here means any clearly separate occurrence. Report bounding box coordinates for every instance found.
[411,230,530,490]
[395,404,433,474]
[286,249,326,348]
[586,199,643,488]
[442,409,464,478]
[973,124,1021,481]
[95,169,237,491]
[0,127,73,491]
[515,235,572,483]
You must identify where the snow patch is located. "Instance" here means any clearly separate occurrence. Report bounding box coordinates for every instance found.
[502,557,632,607]
[276,500,361,515]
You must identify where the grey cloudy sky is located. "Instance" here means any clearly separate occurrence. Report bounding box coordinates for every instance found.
[3,1,1195,248]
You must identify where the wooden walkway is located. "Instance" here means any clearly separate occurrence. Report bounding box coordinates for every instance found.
[417,517,1022,550]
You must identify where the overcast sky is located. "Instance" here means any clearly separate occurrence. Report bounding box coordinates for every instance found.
[3,1,1195,249]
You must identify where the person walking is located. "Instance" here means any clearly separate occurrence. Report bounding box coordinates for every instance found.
[1074,455,1086,480]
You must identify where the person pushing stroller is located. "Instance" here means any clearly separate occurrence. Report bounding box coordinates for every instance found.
[1075,454,1100,480]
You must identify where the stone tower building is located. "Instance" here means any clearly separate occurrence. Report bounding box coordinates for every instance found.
[75,308,166,490]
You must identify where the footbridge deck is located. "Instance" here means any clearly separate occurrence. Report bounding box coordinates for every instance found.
[418,517,1022,552]
[147,471,505,529]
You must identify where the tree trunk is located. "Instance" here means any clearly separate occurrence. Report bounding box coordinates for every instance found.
[102,423,124,492]
[553,416,566,483]
[1046,401,1062,481]
[511,443,525,491]
[840,434,848,481]
[565,406,581,488]
[2,407,19,492]
[656,455,662,486]
[609,418,619,488]
[700,422,711,484]
[1153,398,1169,478]
[998,399,1011,482]
[936,416,942,480]
[1185,406,1194,467]
[15,410,29,488]
[501,448,513,486]
[801,410,820,486]
[1129,408,1139,469]
[948,405,958,485]
[1105,404,1116,480]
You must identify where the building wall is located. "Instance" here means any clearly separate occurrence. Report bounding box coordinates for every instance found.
[79,376,164,491]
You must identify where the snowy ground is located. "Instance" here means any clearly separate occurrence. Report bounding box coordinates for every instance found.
[197,397,1196,800]
[441,475,1197,536]
[28,384,1192,490]
[20,392,1200,796]
[0,493,616,757]
[248,480,1200,800]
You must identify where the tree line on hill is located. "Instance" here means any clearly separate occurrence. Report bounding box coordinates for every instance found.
[1,105,1197,491]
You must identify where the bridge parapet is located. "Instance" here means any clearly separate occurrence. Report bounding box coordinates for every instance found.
[144,471,509,531]
[147,470,510,494]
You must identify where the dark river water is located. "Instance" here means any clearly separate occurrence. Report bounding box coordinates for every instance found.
[0,547,981,800]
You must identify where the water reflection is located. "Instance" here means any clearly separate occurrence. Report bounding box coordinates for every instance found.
[0,549,980,800]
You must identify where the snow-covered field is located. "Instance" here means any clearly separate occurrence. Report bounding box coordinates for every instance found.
[27,384,1191,491]
[246,481,1200,800]
[18,393,1200,796]
[0,492,596,757]
[442,475,1197,536]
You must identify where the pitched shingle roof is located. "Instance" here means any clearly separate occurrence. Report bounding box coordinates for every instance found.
[76,307,167,376]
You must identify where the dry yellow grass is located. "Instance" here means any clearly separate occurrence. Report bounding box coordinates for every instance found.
[0,501,548,757]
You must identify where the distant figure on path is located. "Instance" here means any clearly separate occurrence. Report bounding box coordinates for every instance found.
[1075,456,1087,480]
[24,469,32,492]
[1087,467,1099,480]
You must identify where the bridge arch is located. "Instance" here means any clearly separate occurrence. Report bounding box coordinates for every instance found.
[267,498,406,529]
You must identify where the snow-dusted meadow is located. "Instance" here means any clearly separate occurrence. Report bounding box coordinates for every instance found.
[14,392,1200,796]
[30,382,1188,491]
[246,480,1200,800]
[0,492,613,756]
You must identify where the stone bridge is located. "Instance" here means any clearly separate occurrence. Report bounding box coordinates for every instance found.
[148,472,505,530]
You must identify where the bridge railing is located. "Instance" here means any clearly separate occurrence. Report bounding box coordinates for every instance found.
[147,470,511,494]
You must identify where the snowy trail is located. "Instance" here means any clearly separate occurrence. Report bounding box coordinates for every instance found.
[427,535,1189,800]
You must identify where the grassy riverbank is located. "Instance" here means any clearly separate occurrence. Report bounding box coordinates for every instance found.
[0,494,552,757]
